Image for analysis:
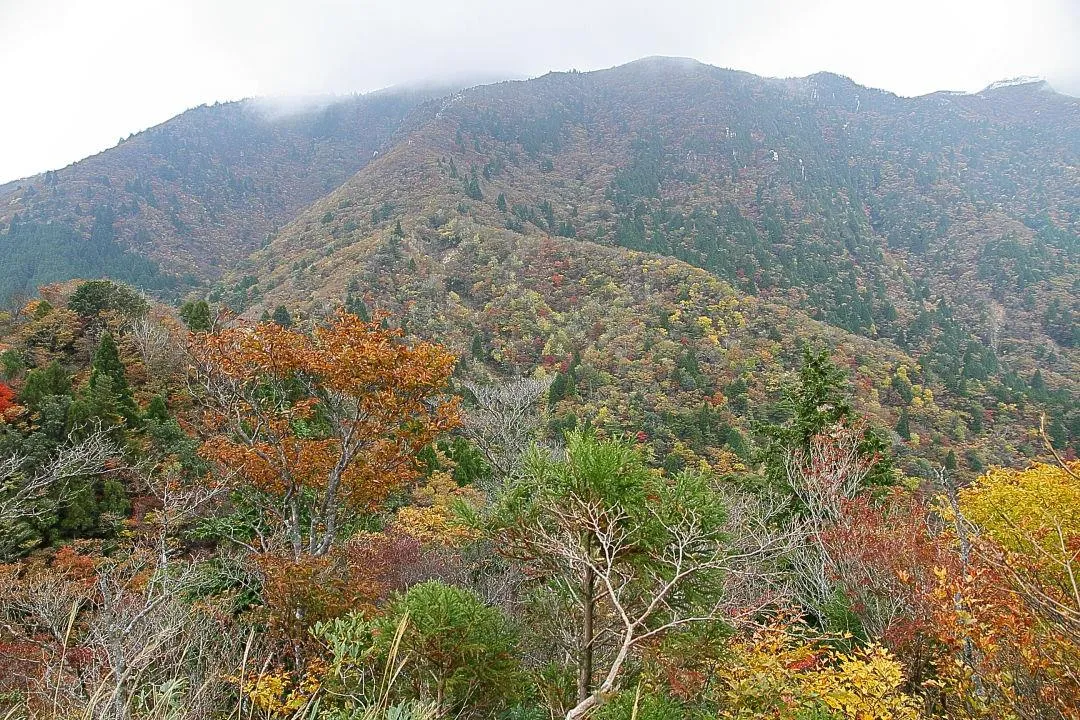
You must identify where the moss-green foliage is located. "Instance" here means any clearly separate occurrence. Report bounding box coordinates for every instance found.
[0,214,168,303]
[64,333,140,437]
[179,299,212,331]
[419,436,491,486]
[486,430,730,679]
[55,475,130,539]
[271,305,294,328]
[757,347,895,492]
[20,360,72,412]
[595,690,706,720]
[327,581,523,717]
[68,279,150,319]
[88,333,139,426]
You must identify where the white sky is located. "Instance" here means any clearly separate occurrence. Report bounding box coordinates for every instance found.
[1,0,1077,184]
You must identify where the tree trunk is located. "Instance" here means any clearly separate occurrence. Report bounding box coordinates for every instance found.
[577,566,595,704]
[107,632,131,720]
[288,495,302,559]
[566,627,633,720]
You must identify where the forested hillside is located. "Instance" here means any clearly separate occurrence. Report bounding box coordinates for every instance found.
[0,82,462,294]
[242,58,1077,477]
[0,279,1076,719]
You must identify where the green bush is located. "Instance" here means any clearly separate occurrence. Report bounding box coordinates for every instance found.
[372,581,523,717]
[314,581,523,718]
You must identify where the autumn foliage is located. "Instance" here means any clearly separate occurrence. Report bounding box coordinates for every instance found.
[0,273,1075,720]
[254,532,422,655]
[712,619,921,720]
[0,381,23,424]
[0,382,15,413]
[191,312,459,556]
[943,460,1080,718]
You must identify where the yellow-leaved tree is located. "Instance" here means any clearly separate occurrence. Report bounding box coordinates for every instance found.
[714,620,920,720]
[948,459,1080,718]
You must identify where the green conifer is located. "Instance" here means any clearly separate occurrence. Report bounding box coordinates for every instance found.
[88,333,139,427]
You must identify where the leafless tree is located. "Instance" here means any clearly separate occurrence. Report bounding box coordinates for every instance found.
[60,549,241,720]
[984,302,1006,354]
[539,488,792,720]
[130,460,227,571]
[1,547,243,720]
[717,487,800,623]
[783,423,876,615]
[460,375,554,481]
[126,315,184,379]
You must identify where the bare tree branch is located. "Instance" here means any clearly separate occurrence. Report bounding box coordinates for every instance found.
[460,375,554,482]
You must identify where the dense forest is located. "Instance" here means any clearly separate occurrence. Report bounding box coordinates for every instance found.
[0,82,464,284]
[244,60,1077,483]
[0,279,1076,719]
[0,57,1076,720]
[0,211,174,302]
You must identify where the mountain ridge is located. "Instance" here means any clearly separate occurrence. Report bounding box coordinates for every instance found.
[0,81,471,290]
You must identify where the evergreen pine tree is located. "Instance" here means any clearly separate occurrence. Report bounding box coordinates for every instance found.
[548,371,576,407]
[970,409,984,435]
[271,306,294,328]
[21,361,72,411]
[99,477,130,521]
[757,347,894,493]
[144,394,169,423]
[346,293,371,322]
[1030,369,1046,392]
[58,480,98,535]
[88,333,139,427]
[895,408,911,440]
[465,168,483,200]
[470,333,485,359]
[179,299,212,331]
[783,347,853,443]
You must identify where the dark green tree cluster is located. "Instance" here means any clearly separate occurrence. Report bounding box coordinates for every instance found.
[756,347,895,494]
[0,216,169,303]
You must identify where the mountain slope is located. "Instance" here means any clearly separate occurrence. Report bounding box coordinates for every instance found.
[252,59,1077,355]
[237,61,1077,474]
[5,58,1075,468]
[0,83,467,297]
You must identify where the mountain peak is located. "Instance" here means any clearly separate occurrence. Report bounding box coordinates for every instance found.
[978,76,1049,94]
[621,55,708,69]
[804,71,858,86]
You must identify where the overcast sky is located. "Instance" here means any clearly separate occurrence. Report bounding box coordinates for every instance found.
[1,0,1077,184]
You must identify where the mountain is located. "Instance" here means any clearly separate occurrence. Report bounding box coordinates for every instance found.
[3,57,1076,471]
[233,58,1077,474]
[249,59,1077,338]
[0,82,467,299]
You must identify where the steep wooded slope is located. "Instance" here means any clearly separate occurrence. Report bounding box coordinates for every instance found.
[0,83,463,296]
[240,60,1077,474]
[5,58,1075,468]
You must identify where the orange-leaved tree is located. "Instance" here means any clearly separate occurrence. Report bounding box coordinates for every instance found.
[944,459,1080,718]
[190,311,459,558]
